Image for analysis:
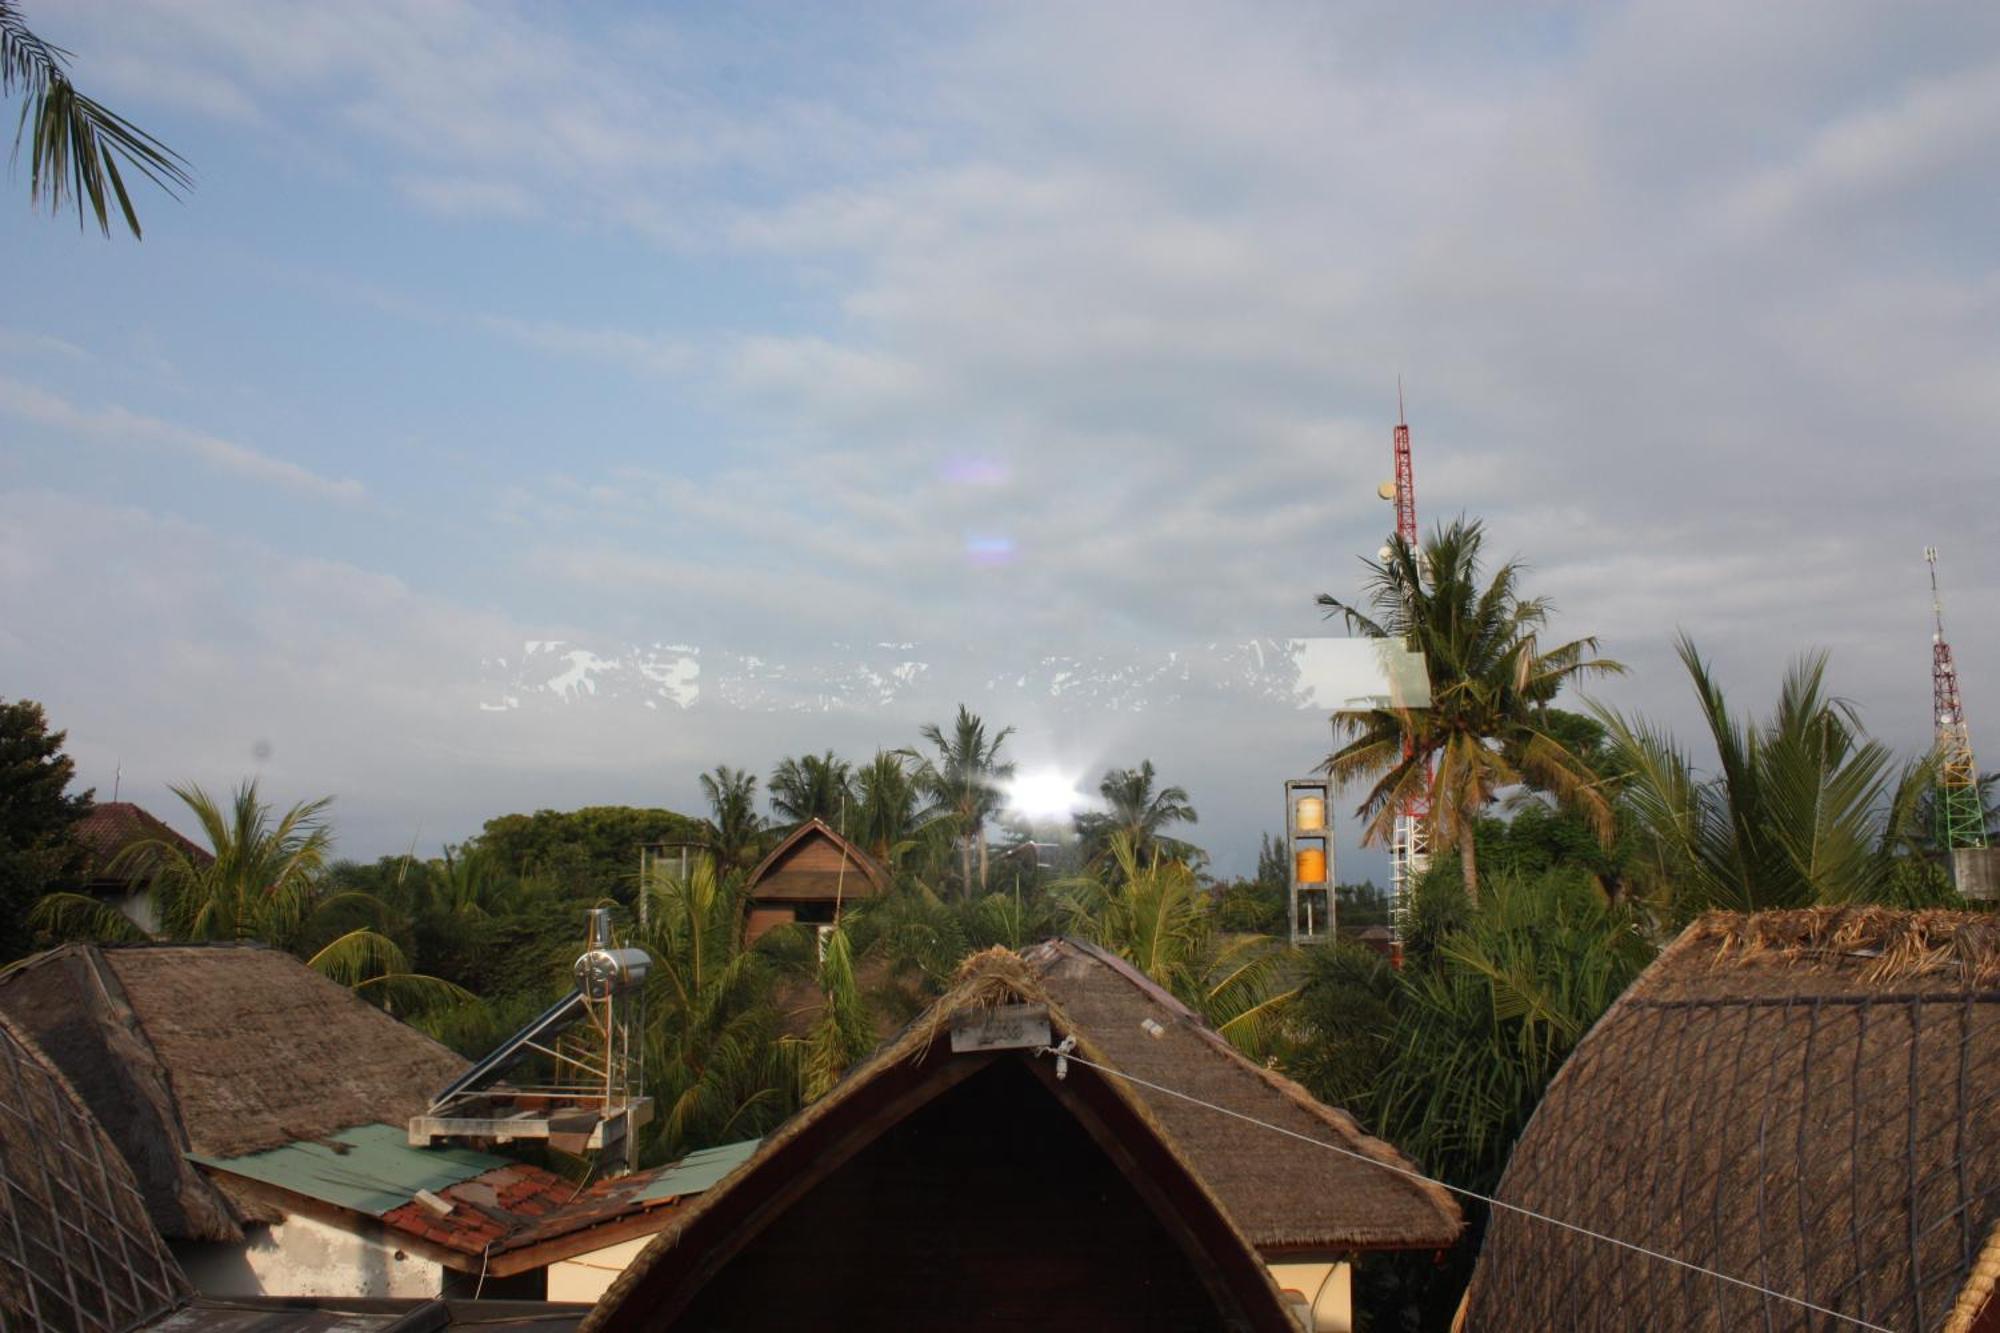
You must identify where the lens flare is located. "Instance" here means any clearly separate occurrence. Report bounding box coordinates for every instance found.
[1005,768,1087,820]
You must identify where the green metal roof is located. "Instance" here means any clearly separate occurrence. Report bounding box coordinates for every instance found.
[636,1138,760,1202]
[189,1122,507,1217]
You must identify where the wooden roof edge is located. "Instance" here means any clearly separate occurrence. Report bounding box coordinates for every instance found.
[743,818,889,896]
[1030,936,1464,1240]
[580,946,1295,1333]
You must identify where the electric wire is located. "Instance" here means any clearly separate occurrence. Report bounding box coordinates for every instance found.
[1036,1045,1901,1333]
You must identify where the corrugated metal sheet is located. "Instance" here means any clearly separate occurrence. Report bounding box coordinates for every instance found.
[189,1122,506,1217]
[636,1139,759,1201]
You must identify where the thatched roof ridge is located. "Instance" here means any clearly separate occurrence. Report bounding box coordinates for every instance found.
[0,942,468,1242]
[1463,908,2000,1333]
[581,946,1295,1333]
[1023,936,1463,1252]
[0,1009,189,1331]
[1943,1220,2000,1333]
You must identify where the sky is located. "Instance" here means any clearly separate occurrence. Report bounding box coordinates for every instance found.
[2,0,1996,879]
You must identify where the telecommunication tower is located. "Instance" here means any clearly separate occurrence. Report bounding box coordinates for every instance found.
[1926,547,1987,857]
[1386,388,1429,946]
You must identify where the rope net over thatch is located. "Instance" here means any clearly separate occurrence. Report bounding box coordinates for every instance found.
[0,1012,189,1333]
[1463,908,2000,1333]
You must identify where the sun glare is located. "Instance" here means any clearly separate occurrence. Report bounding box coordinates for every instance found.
[1005,768,1088,821]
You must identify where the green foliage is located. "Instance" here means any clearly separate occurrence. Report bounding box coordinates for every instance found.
[769,752,854,830]
[697,768,765,879]
[1073,759,1202,869]
[852,750,925,865]
[794,923,873,1103]
[1600,635,1939,917]
[1283,939,1397,1111]
[1319,518,1625,901]
[1,1,190,238]
[1058,835,1295,1057]
[0,698,92,960]
[635,858,794,1159]
[474,806,704,902]
[910,705,1015,896]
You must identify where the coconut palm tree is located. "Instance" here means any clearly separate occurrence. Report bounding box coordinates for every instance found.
[1598,635,1937,916]
[910,705,1015,897]
[698,765,764,879]
[1074,760,1200,868]
[1318,519,1624,904]
[31,780,469,1012]
[768,751,853,831]
[852,750,926,865]
[635,856,792,1157]
[2,1,190,237]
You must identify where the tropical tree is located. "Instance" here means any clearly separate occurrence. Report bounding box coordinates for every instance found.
[1073,760,1200,868]
[635,857,793,1157]
[0,698,91,960]
[1598,635,1938,916]
[910,705,1015,896]
[1318,519,1624,903]
[851,750,926,865]
[768,751,853,830]
[698,766,764,878]
[2,1,190,237]
[31,780,470,1012]
[1057,835,1294,1058]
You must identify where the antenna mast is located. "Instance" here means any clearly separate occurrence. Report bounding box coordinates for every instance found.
[1388,385,1428,952]
[1926,547,1988,859]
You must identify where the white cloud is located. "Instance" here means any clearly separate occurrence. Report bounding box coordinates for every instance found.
[0,378,364,501]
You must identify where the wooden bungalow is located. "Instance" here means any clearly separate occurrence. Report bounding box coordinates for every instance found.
[741,818,888,944]
[1460,908,2000,1333]
[582,948,1305,1333]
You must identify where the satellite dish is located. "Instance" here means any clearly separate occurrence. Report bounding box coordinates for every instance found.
[1376,481,1397,501]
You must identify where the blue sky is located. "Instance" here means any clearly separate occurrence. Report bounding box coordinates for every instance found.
[2,0,1996,876]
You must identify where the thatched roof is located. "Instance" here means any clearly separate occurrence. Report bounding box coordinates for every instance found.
[0,1010,188,1332]
[581,947,1299,1333]
[1024,937,1462,1253]
[1463,908,2000,1333]
[0,943,468,1243]
[744,818,889,903]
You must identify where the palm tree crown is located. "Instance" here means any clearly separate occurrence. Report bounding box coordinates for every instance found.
[1598,635,1936,915]
[698,765,764,878]
[768,752,853,830]
[909,705,1015,896]
[1074,760,1200,868]
[1318,518,1624,902]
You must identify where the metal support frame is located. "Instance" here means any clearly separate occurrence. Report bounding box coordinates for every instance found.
[1285,779,1335,946]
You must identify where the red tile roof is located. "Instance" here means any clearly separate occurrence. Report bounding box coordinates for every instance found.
[380,1161,680,1259]
[72,802,213,882]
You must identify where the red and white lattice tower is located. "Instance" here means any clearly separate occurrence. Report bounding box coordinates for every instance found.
[1927,547,1988,857]
[1388,386,1429,946]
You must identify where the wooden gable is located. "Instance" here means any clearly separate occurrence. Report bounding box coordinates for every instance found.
[744,819,889,905]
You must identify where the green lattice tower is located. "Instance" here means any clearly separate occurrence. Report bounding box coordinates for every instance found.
[1928,548,1987,851]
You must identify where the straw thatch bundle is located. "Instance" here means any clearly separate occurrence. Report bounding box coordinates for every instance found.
[1462,908,2000,1332]
[0,942,467,1242]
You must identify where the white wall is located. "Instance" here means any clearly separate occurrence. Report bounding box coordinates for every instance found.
[172,1213,445,1299]
[1266,1261,1353,1333]
[546,1235,656,1303]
